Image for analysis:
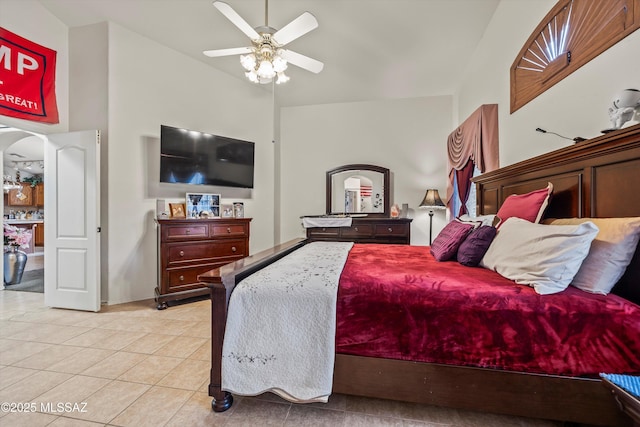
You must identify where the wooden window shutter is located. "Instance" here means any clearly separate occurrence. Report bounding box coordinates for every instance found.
[511,0,640,113]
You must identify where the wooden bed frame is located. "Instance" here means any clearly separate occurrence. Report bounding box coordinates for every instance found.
[199,123,640,426]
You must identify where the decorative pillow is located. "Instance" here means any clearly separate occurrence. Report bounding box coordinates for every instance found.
[455,217,482,229]
[496,182,553,227]
[457,226,497,267]
[430,220,475,262]
[543,217,640,294]
[480,217,599,295]
[458,214,498,227]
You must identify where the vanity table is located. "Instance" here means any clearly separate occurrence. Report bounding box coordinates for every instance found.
[306,164,412,244]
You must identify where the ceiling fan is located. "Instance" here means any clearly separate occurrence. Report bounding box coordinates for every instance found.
[203,0,323,84]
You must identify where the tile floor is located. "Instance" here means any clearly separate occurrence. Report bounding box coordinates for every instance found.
[24,250,44,272]
[0,290,564,427]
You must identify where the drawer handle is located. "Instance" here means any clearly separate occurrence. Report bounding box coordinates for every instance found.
[231,246,237,252]
[388,227,393,232]
[321,227,326,232]
[179,251,184,257]
[354,227,359,231]
[227,227,231,233]
[185,229,191,234]
[179,275,184,281]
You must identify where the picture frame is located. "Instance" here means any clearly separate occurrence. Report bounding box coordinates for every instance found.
[221,204,234,218]
[233,202,244,218]
[169,203,186,218]
[186,193,221,218]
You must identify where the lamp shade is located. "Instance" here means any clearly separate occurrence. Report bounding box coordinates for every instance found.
[419,189,445,209]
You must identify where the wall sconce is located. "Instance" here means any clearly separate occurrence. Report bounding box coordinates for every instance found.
[418,189,446,245]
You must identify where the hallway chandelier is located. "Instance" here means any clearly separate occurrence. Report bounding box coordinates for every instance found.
[3,175,21,192]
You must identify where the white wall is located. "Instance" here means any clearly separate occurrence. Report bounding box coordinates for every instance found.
[68,22,110,302]
[104,23,274,304]
[457,0,640,167]
[2,1,276,305]
[280,96,453,246]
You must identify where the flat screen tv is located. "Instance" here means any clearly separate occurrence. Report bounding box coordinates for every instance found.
[160,125,255,189]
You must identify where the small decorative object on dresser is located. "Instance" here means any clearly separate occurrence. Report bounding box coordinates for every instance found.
[221,204,234,218]
[186,193,221,218]
[155,217,251,309]
[169,203,186,218]
[233,202,244,218]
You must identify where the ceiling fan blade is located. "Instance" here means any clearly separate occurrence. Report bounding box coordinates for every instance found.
[203,47,253,58]
[272,12,318,46]
[213,1,260,40]
[279,49,324,73]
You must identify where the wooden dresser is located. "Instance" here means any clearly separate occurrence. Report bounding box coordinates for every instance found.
[306,217,411,244]
[155,218,251,309]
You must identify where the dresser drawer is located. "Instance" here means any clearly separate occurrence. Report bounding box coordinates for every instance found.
[307,227,340,238]
[341,224,373,238]
[164,224,208,240]
[374,223,409,237]
[156,218,251,309]
[166,240,246,265]
[166,263,229,293]
[210,223,247,237]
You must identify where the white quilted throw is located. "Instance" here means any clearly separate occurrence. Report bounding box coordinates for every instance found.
[222,241,354,403]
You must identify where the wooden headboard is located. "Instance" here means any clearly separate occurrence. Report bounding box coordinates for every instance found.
[474,123,640,305]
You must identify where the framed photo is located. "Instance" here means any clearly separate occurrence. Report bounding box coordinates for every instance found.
[186,193,221,218]
[169,203,186,218]
[233,202,244,218]
[221,204,234,218]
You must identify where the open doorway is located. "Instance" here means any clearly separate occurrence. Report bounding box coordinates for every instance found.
[1,126,45,293]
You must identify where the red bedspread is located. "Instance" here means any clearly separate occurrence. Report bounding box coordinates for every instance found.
[335,244,640,377]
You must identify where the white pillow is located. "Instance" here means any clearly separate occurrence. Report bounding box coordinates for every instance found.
[480,217,599,295]
[458,214,497,227]
[543,217,640,294]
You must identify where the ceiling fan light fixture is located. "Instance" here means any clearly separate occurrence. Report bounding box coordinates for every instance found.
[245,70,259,83]
[272,55,287,73]
[276,72,290,84]
[257,59,276,79]
[207,1,322,85]
[240,53,256,71]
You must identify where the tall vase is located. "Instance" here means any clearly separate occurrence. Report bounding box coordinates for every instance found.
[4,246,28,285]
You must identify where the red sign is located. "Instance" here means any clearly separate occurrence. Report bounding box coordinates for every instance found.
[0,27,59,124]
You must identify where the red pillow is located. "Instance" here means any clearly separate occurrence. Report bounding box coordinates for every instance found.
[496,182,553,227]
[430,220,475,261]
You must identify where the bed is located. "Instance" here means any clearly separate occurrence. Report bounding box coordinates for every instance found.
[199,123,640,426]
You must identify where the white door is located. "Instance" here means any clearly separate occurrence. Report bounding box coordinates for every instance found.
[44,130,100,312]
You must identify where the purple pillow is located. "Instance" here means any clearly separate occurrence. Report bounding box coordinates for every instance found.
[457,225,497,266]
[430,220,475,261]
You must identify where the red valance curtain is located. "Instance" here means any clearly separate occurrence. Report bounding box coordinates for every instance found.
[455,159,475,216]
[446,104,499,217]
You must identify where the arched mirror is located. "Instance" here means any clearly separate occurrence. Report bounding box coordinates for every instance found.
[326,164,390,217]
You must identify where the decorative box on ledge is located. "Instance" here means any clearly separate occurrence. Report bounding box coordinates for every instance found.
[304,216,411,245]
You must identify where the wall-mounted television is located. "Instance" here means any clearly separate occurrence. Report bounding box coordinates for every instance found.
[160,125,255,189]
